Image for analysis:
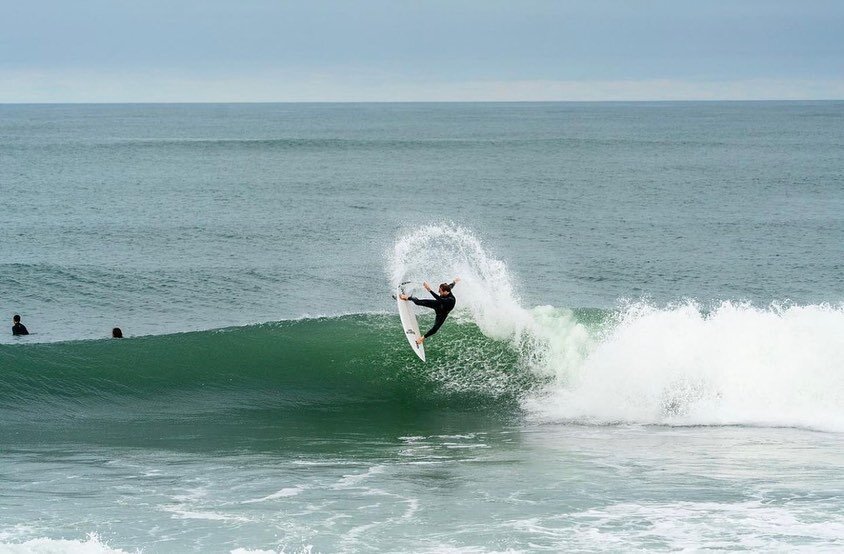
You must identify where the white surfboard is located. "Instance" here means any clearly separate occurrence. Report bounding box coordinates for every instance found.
[396,282,426,362]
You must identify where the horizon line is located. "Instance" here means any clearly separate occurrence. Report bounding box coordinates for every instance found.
[3,98,842,106]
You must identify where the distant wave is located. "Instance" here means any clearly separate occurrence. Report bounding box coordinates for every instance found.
[33,137,494,151]
[16,136,733,152]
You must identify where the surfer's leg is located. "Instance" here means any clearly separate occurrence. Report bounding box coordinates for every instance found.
[423,314,447,338]
[410,298,438,309]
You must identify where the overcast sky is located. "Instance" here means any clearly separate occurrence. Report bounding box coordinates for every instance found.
[2,0,842,102]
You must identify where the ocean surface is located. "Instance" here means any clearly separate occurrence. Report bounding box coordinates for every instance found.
[0,102,842,552]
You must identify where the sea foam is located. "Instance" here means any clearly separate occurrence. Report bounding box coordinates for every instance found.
[0,534,131,554]
[391,224,844,432]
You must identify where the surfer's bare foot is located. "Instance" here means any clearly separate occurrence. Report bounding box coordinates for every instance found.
[399,294,409,301]
[415,336,425,345]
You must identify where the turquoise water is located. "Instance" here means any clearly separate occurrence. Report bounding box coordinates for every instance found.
[0,102,843,552]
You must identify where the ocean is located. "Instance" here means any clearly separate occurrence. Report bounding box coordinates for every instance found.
[0,102,842,552]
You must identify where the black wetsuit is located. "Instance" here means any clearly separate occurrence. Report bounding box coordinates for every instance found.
[12,322,28,336]
[410,284,456,338]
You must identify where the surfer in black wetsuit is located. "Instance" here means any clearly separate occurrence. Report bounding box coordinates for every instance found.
[12,314,29,336]
[399,278,460,345]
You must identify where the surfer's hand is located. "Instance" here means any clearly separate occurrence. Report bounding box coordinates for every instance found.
[453,277,461,284]
[423,282,431,291]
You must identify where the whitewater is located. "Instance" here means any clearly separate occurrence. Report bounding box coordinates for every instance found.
[391,224,844,432]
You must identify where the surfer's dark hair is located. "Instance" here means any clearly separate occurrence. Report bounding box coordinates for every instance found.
[13,314,20,322]
[439,283,452,293]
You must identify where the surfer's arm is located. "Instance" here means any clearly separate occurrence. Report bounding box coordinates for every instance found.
[422,281,439,299]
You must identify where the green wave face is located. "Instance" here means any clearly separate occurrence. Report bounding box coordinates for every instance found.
[0,315,539,428]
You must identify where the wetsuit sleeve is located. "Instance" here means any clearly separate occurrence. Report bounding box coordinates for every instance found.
[428,289,442,300]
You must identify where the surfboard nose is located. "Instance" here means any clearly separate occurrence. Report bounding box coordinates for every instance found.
[397,284,426,362]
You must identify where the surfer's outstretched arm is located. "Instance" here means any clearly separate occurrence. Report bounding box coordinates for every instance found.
[422,281,441,300]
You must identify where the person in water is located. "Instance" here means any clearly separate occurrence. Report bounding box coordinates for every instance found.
[12,314,29,336]
[399,277,460,345]
[112,327,123,338]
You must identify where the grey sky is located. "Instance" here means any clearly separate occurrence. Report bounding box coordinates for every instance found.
[2,0,843,101]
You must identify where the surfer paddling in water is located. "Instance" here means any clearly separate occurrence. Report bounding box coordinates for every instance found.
[399,278,460,345]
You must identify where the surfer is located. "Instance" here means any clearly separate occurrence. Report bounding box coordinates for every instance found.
[12,314,29,336]
[399,278,460,345]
